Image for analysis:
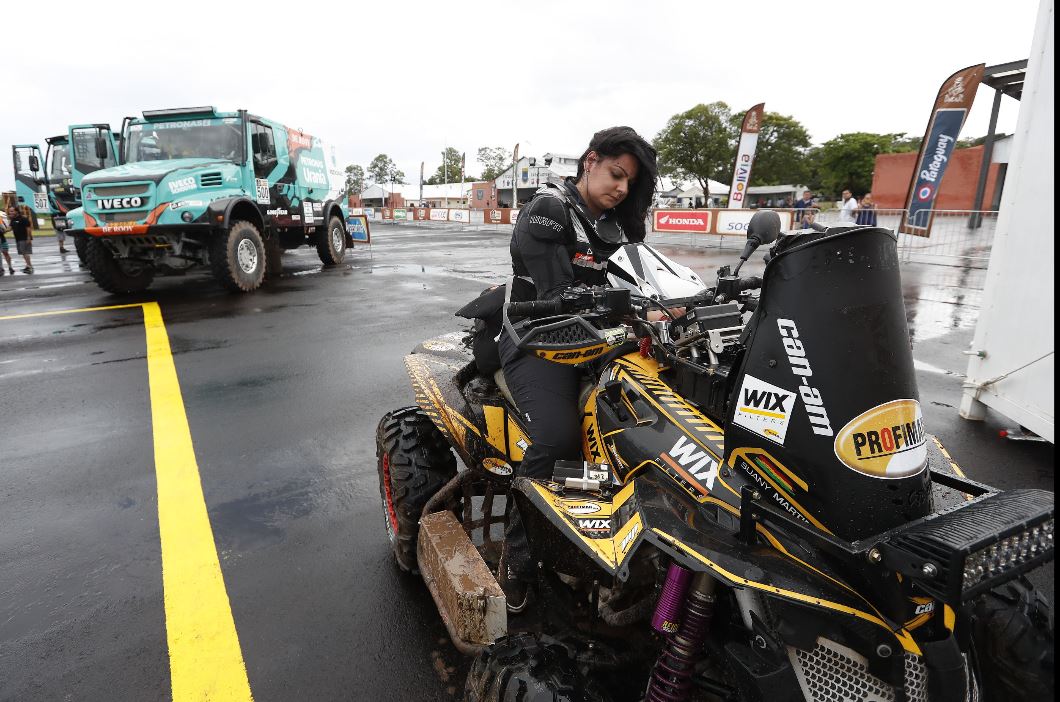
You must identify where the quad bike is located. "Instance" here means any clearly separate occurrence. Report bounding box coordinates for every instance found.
[376,212,1054,701]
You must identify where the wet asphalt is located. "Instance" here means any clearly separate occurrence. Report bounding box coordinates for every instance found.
[0,224,1053,701]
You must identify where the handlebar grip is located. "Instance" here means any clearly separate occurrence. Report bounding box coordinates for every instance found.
[507,299,563,318]
[809,221,828,232]
[738,276,763,291]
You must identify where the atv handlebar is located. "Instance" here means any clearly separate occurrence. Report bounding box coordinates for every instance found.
[507,299,564,318]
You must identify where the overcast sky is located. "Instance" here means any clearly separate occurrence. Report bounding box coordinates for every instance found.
[3,0,1041,191]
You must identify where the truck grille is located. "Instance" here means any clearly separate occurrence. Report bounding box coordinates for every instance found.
[90,184,150,198]
[99,212,145,223]
[199,172,223,187]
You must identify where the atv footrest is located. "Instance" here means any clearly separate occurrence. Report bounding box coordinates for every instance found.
[418,510,507,653]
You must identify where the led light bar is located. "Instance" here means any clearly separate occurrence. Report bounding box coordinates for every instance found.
[142,106,217,120]
[878,489,1053,604]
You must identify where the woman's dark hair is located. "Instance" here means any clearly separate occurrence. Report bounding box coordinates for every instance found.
[575,126,658,242]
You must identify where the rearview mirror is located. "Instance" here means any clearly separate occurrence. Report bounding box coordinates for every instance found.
[29,155,41,173]
[95,137,109,160]
[747,210,782,246]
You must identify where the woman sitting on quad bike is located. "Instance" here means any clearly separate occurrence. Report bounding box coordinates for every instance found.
[487,126,660,612]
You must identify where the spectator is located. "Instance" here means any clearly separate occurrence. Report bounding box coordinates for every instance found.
[7,206,33,273]
[855,192,878,226]
[794,190,815,223]
[0,210,15,275]
[838,189,858,224]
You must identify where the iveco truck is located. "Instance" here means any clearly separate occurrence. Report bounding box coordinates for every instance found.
[66,106,351,293]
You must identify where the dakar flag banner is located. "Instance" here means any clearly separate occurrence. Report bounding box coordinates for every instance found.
[900,64,985,237]
[727,103,765,208]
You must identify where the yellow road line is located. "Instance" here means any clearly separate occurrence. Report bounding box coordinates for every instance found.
[142,301,254,701]
[0,302,145,321]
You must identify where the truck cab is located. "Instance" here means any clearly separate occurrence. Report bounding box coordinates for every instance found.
[66,106,351,294]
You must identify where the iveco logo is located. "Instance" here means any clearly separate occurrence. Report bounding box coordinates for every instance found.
[97,197,143,210]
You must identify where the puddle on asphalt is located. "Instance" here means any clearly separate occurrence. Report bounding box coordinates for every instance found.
[209,476,323,551]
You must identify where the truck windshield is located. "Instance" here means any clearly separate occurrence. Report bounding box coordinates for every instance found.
[125,118,243,163]
[47,142,71,182]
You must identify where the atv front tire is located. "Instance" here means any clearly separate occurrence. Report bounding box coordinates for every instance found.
[376,406,456,571]
[971,576,1054,701]
[316,215,347,265]
[211,220,266,292]
[85,237,154,294]
[465,633,612,702]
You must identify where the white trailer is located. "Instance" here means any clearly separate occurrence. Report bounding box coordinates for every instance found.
[960,0,1054,441]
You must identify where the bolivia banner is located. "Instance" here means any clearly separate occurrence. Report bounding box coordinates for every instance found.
[727,103,765,208]
[899,64,985,236]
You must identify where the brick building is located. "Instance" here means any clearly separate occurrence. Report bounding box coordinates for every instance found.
[871,139,1010,210]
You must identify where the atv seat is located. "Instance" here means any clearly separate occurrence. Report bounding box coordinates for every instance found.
[493,370,515,405]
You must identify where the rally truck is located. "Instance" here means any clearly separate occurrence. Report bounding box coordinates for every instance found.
[65,106,351,293]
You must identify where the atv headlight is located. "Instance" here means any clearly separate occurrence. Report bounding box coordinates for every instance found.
[877,489,1053,605]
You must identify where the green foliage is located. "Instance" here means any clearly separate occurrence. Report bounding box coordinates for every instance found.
[345,164,365,194]
[811,132,902,197]
[368,154,404,185]
[738,112,812,186]
[477,146,511,181]
[653,102,737,195]
[427,147,467,184]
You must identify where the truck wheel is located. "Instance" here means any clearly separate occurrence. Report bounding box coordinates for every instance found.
[263,236,283,282]
[85,237,154,294]
[465,634,612,702]
[211,220,266,292]
[376,406,456,572]
[970,576,1054,701]
[316,215,347,265]
[73,232,88,264]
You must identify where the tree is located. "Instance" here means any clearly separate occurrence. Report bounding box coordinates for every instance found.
[345,164,365,195]
[732,112,812,186]
[811,132,901,197]
[477,146,511,181]
[653,102,737,196]
[426,147,466,185]
[367,154,405,186]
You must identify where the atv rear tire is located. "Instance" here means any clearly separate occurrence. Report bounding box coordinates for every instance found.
[211,220,266,292]
[316,215,347,265]
[465,633,612,702]
[376,406,456,572]
[971,576,1054,701]
[85,237,154,294]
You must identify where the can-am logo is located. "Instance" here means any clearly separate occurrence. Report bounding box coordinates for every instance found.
[777,319,834,437]
[834,399,928,479]
[97,196,143,210]
[654,210,710,233]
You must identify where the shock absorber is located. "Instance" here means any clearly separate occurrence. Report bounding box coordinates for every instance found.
[646,572,717,702]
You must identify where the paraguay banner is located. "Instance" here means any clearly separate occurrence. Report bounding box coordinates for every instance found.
[727,103,765,208]
[899,64,985,236]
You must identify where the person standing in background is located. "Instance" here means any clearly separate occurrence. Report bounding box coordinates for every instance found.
[8,207,33,273]
[838,189,858,224]
[794,190,815,225]
[0,210,15,275]
[855,192,878,226]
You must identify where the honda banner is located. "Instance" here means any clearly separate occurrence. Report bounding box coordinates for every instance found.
[727,103,765,208]
[899,64,985,237]
[653,210,711,233]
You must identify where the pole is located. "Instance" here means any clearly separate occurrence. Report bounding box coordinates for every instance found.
[969,88,1004,229]
[512,143,519,209]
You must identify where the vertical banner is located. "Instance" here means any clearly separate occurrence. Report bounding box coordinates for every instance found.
[512,143,519,209]
[461,152,466,187]
[899,64,985,236]
[727,103,765,208]
[419,161,424,204]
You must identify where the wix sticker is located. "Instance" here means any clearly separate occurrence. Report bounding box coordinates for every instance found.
[733,374,795,445]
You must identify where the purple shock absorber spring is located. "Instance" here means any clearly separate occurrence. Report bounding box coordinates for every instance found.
[646,574,717,702]
[651,563,693,634]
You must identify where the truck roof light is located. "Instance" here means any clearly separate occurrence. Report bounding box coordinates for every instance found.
[142,106,217,120]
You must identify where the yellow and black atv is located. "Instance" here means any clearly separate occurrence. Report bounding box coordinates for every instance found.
[376,212,1054,702]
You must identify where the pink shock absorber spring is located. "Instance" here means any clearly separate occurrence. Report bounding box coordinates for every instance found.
[651,563,693,634]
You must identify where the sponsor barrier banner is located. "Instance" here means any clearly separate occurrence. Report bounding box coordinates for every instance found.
[900,64,984,237]
[349,207,364,216]
[485,208,510,224]
[470,209,485,224]
[728,103,765,208]
[381,208,393,220]
[363,207,375,220]
[346,214,371,243]
[510,209,520,225]
[654,210,711,233]
[449,209,470,223]
[393,208,407,221]
[715,209,792,234]
[429,208,449,221]
[412,208,428,221]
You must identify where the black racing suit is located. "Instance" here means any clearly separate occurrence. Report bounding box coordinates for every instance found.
[500,178,627,581]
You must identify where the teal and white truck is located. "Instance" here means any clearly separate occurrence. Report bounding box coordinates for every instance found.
[66,106,350,293]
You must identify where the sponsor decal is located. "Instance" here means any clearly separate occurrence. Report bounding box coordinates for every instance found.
[302,201,315,223]
[739,458,808,523]
[482,458,513,476]
[516,438,529,451]
[421,339,455,352]
[576,518,611,535]
[265,208,288,216]
[488,209,503,223]
[914,601,935,615]
[543,347,605,361]
[834,399,928,479]
[170,199,204,210]
[559,500,602,516]
[97,196,143,210]
[528,214,564,232]
[728,103,765,208]
[733,374,795,445]
[777,319,833,436]
[292,215,301,221]
[33,193,48,211]
[255,178,271,204]
[168,176,196,194]
[662,436,719,490]
[619,522,640,555]
[653,210,710,233]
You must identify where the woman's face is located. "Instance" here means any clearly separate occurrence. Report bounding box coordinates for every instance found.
[582,152,639,214]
